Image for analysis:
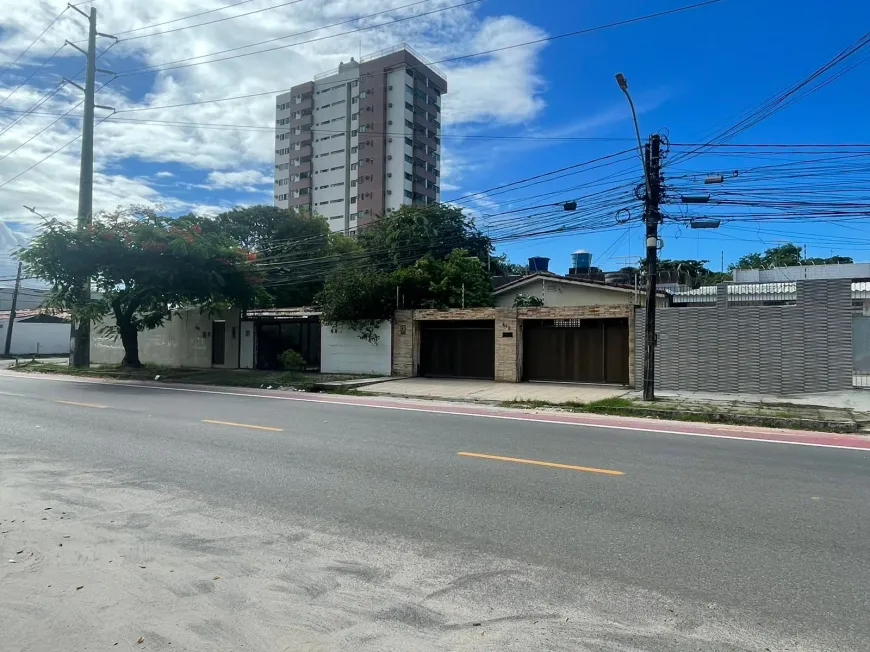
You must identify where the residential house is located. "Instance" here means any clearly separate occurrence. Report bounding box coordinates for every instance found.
[0,310,70,355]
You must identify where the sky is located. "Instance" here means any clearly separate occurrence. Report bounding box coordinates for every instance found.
[1,0,869,282]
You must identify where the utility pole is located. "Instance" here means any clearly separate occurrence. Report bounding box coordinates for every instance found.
[64,4,115,367]
[642,134,663,401]
[3,262,23,357]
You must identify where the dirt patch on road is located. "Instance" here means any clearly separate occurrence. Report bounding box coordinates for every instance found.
[0,454,844,651]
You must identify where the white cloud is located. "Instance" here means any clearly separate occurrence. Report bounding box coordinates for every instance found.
[0,0,552,231]
[206,169,272,191]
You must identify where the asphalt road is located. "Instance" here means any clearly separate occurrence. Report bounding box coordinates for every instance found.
[1,372,869,650]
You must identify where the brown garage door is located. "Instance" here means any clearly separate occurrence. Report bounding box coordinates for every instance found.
[523,318,629,384]
[420,321,495,379]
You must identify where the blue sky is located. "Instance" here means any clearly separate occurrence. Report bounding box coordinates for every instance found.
[1,0,869,279]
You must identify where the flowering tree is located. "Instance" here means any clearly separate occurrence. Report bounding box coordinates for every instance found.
[19,207,263,367]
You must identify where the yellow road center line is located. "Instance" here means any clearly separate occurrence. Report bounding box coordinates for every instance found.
[202,419,283,432]
[54,400,107,409]
[457,451,623,476]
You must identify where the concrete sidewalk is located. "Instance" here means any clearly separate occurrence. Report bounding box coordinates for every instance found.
[356,377,628,404]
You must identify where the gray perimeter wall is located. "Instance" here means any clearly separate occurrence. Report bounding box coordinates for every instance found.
[635,279,852,395]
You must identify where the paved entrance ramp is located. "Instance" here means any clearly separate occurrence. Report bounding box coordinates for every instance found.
[357,377,628,404]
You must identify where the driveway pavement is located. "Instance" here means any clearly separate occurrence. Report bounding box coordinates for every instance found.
[356,377,628,403]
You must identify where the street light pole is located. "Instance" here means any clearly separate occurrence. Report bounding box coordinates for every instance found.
[616,73,652,202]
[615,73,660,401]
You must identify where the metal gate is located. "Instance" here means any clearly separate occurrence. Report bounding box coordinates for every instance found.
[523,318,629,384]
[419,321,495,379]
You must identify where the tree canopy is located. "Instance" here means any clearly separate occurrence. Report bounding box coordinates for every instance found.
[733,243,853,269]
[19,207,262,366]
[210,205,359,307]
[316,204,498,340]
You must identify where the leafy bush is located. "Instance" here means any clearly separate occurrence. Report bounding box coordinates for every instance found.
[278,349,306,371]
[513,293,544,307]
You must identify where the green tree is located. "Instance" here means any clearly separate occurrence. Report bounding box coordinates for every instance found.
[732,243,853,269]
[734,243,802,269]
[211,205,359,307]
[19,207,261,367]
[359,203,491,266]
[317,249,493,341]
[416,250,493,308]
[489,253,527,276]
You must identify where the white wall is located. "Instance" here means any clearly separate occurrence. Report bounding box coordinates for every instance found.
[90,308,241,368]
[0,319,69,354]
[320,321,391,375]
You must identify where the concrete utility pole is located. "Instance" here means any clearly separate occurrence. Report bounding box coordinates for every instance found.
[615,72,661,401]
[64,4,115,367]
[3,262,23,357]
[642,135,663,401]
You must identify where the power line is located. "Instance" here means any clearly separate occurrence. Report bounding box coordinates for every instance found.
[113,0,260,37]
[120,0,312,42]
[0,44,66,109]
[670,29,870,166]
[111,0,726,112]
[0,5,69,83]
[111,0,472,78]
[444,150,635,204]
[0,108,638,142]
[0,112,114,191]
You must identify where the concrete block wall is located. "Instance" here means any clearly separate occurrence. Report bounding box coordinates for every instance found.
[635,279,852,394]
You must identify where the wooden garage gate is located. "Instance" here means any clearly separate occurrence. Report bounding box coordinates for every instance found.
[419,320,495,379]
[523,318,629,384]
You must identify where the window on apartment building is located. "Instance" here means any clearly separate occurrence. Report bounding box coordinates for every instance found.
[350,197,356,204]
[330,199,343,203]
[405,119,414,129]
[351,163,357,170]
[404,154,413,164]
[350,179,357,187]
[404,172,413,181]
[351,112,358,121]
[405,137,413,147]
[319,201,329,206]
[406,68,413,77]
[351,129,358,137]
[331,133,343,139]
[351,146,358,154]
[330,149,345,155]
[330,182,344,187]
[405,102,414,112]
[351,96,358,104]
[330,166,344,171]
[404,190,413,199]
[352,80,359,86]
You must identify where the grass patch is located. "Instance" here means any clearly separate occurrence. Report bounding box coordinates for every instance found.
[497,392,856,433]
[10,361,364,392]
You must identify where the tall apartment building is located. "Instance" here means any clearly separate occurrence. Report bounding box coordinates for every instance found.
[273,44,446,234]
